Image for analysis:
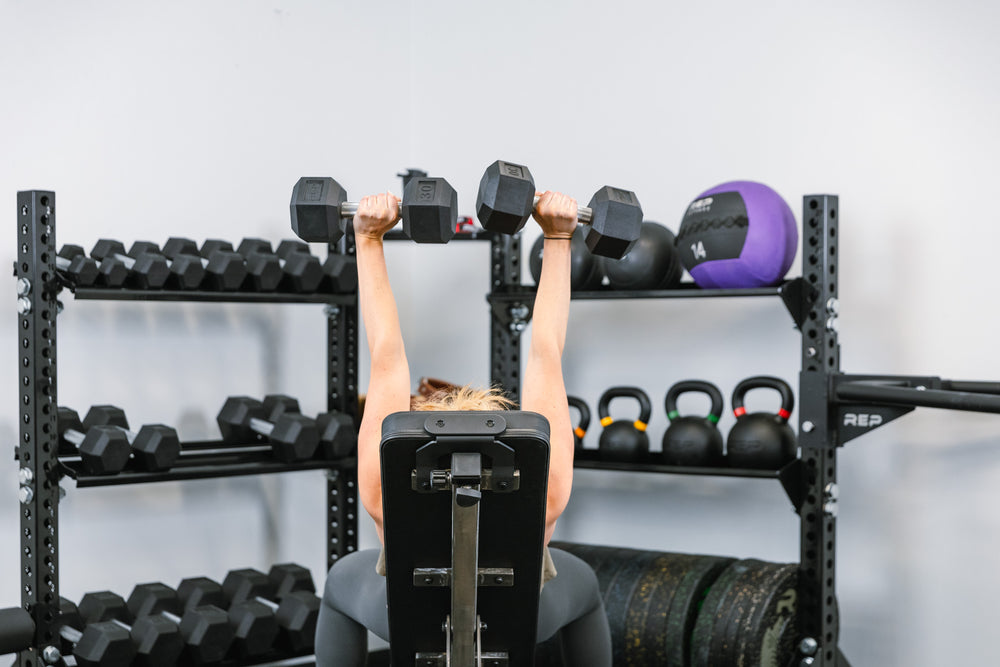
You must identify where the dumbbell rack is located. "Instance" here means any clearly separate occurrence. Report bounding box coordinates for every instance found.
[487,195,847,666]
[12,190,360,665]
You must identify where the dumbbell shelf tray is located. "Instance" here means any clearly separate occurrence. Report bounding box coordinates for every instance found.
[71,287,357,303]
[491,277,802,300]
[59,441,356,488]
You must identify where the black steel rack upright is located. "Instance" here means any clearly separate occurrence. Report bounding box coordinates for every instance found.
[12,190,359,664]
[486,194,847,666]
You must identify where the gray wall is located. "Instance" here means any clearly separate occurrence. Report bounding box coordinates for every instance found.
[2,1,999,664]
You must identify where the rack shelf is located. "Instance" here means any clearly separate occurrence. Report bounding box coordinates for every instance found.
[70,287,356,304]
[489,278,802,301]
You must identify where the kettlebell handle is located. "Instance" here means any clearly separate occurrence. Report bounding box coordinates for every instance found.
[664,380,724,423]
[597,386,652,431]
[731,376,794,422]
[567,395,591,440]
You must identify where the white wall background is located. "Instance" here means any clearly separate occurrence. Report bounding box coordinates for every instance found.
[2,1,999,664]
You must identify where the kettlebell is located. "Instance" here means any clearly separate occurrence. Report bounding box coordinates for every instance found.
[529,227,604,290]
[600,221,683,290]
[567,396,590,452]
[662,380,725,467]
[726,376,797,470]
[597,386,652,463]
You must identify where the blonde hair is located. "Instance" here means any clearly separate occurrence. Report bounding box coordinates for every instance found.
[411,384,517,412]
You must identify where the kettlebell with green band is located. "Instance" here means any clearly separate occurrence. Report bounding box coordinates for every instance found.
[597,386,652,463]
[727,376,797,470]
[567,395,591,452]
[662,380,725,467]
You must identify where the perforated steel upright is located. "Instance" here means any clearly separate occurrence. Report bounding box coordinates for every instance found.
[796,195,843,666]
[489,234,524,402]
[14,191,62,665]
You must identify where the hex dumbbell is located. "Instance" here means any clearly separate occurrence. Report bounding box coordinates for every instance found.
[91,239,170,289]
[58,407,131,475]
[129,241,206,290]
[124,584,234,665]
[56,244,100,286]
[290,175,458,244]
[216,395,320,462]
[77,591,182,667]
[176,576,280,659]
[236,238,323,292]
[81,405,180,472]
[222,567,320,652]
[320,254,358,293]
[476,159,643,258]
[162,237,247,291]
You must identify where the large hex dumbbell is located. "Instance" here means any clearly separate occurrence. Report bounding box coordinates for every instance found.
[56,244,101,286]
[129,240,206,290]
[162,237,247,291]
[77,591,182,667]
[236,238,323,292]
[91,239,170,289]
[222,568,320,653]
[290,175,458,244]
[81,405,180,472]
[122,584,234,665]
[476,159,643,259]
[58,407,130,475]
[47,597,137,667]
[217,395,319,462]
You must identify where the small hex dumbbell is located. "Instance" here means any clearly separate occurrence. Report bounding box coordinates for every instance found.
[78,591,181,667]
[223,567,321,652]
[58,407,130,475]
[91,239,170,289]
[56,244,100,286]
[51,597,136,667]
[81,405,180,472]
[176,576,279,659]
[162,237,247,291]
[124,584,234,665]
[129,240,206,290]
[217,395,320,462]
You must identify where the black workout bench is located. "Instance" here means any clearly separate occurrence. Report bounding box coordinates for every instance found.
[380,410,550,666]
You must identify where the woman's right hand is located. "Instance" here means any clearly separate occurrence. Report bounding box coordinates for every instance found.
[354,192,401,240]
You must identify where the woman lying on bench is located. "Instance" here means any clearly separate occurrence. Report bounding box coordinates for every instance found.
[315,189,611,667]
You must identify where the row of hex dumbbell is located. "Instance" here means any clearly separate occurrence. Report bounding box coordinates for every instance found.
[54,238,357,293]
[50,563,320,667]
[59,395,355,475]
[569,376,798,470]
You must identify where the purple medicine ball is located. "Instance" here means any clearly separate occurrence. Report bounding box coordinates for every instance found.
[677,181,798,288]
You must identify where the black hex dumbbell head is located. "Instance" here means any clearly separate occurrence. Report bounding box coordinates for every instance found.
[317,412,355,459]
[290,177,348,243]
[131,425,180,472]
[133,240,205,290]
[268,563,316,599]
[276,240,323,292]
[201,239,248,291]
[58,407,84,455]
[177,605,234,665]
[585,186,643,259]
[322,255,358,293]
[228,600,279,658]
[82,405,129,430]
[130,615,184,667]
[74,621,136,667]
[476,160,536,235]
[79,591,131,624]
[162,237,201,259]
[262,394,300,422]
[127,582,181,619]
[274,591,320,652]
[80,426,131,475]
[222,568,275,606]
[401,176,457,243]
[178,577,226,612]
[270,413,320,461]
[58,244,100,286]
[216,396,265,442]
[236,238,283,291]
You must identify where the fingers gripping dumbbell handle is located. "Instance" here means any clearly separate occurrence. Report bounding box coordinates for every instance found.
[338,202,402,218]
[531,196,593,224]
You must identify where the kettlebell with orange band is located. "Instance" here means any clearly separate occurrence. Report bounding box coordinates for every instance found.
[567,395,591,452]
[597,386,652,463]
[726,376,797,470]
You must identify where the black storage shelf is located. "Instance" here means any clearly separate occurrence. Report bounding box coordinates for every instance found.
[572,453,789,479]
[489,277,802,301]
[61,453,357,488]
[70,287,356,304]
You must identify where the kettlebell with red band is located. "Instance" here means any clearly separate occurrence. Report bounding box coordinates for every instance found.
[567,395,591,452]
[597,386,652,463]
[662,380,725,467]
[726,376,797,470]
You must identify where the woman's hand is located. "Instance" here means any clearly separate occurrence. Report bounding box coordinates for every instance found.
[532,190,578,240]
[354,192,401,240]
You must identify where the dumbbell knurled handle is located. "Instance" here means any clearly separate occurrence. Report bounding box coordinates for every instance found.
[531,196,593,224]
[249,417,276,437]
[63,429,85,446]
[338,202,403,218]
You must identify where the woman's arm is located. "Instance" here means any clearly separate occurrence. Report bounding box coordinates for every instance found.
[519,191,578,544]
[354,193,411,544]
